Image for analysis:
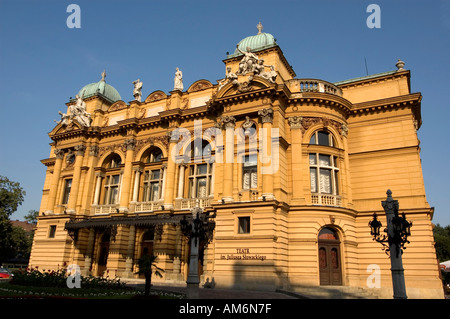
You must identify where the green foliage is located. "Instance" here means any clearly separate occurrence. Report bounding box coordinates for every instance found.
[24,210,39,225]
[0,176,26,264]
[433,223,450,262]
[10,225,33,260]
[10,267,126,290]
[0,176,26,218]
[136,255,164,296]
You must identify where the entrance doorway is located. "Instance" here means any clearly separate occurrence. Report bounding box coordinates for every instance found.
[318,227,342,285]
[138,229,154,279]
[97,232,110,277]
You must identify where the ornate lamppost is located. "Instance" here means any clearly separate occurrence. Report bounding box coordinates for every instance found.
[180,204,215,299]
[369,189,412,299]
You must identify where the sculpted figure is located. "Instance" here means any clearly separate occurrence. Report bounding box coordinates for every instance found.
[236,45,259,75]
[174,67,183,91]
[218,67,238,90]
[133,79,143,102]
[66,94,92,127]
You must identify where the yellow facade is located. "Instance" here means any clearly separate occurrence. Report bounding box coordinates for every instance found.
[29,28,443,298]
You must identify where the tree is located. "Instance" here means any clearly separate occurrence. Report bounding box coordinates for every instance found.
[136,255,164,296]
[24,210,39,225]
[0,176,26,264]
[433,223,450,262]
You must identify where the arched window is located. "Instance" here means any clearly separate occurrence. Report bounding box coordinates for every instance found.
[309,130,340,206]
[309,130,336,147]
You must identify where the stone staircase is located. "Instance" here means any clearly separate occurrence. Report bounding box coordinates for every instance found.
[277,285,380,299]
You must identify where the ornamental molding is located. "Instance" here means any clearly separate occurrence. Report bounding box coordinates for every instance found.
[297,116,347,136]
[134,135,170,158]
[258,107,273,124]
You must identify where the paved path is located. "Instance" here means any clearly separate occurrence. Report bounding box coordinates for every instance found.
[124,280,300,299]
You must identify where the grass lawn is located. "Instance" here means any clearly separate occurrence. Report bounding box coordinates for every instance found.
[0,281,184,299]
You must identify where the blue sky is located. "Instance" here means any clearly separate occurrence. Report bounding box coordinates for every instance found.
[1,0,449,226]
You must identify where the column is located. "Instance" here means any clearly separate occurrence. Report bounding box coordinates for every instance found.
[160,163,167,201]
[288,116,304,201]
[123,225,136,278]
[221,115,236,203]
[119,138,136,213]
[209,160,215,197]
[92,171,104,205]
[67,144,86,214]
[45,148,65,214]
[80,145,100,214]
[163,130,179,210]
[177,161,186,199]
[258,108,275,200]
[82,228,95,276]
[131,168,142,203]
[341,123,352,206]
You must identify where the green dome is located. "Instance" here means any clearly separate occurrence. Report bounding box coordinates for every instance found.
[77,71,121,103]
[229,23,278,58]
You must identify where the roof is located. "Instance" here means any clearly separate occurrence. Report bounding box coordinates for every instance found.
[77,71,121,103]
[227,23,278,59]
[10,220,34,232]
[333,70,399,86]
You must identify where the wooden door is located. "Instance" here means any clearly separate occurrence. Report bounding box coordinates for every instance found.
[318,228,342,285]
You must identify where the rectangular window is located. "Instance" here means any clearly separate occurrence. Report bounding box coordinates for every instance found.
[143,169,162,202]
[238,217,251,234]
[242,154,257,190]
[62,179,72,204]
[104,174,120,204]
[309,153,339,195]
[48,225,57,238]
[188,163,212,198]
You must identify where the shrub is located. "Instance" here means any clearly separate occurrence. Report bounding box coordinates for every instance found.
[11,267,126,290]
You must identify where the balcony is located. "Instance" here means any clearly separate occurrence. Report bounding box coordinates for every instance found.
[177,197,212,210]
[311,194,342,207]
[287,79,343,97]
[134,201,163,213]
[92,204,118,215]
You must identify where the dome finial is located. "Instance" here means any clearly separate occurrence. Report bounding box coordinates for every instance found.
[101,69,106,81]
[257,21,263,34]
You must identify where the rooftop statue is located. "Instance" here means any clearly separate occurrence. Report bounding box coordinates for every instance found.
[174,67,183,91]
[236,45,259,75]
[133,79,143,102]
[218,67,238,90]
[56,94,92,128]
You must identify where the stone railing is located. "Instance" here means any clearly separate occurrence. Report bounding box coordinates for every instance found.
[311,194,342,207]
[178,197,212,210]
[287,79,343,97]
[134,201,163,213]
[92,204,118,215]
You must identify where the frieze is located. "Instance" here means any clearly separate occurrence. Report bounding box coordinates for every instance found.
[98,143,127,158]
[299,116,345,135]
[134,135,170,157]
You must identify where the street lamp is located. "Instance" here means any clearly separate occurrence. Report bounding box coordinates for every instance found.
[368,189,412,299]
[180,206,215,299]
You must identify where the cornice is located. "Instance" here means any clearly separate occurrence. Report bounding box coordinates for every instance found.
[349,92,422,128]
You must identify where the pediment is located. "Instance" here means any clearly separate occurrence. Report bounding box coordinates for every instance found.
[145,90,168,103]
[49,119,83,137]
[216,75,273,99]
[187,79,213,93]
[108,100,128,112]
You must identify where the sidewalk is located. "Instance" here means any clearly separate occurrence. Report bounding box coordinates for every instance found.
[123,279,300,299]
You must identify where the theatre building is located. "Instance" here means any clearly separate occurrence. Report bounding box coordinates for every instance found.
[29,25,443,298]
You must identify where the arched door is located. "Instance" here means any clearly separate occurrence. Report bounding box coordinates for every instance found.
[318,227,342,285]
[139,229,154,279]
[97,232,110,276]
